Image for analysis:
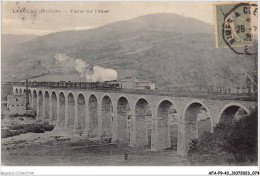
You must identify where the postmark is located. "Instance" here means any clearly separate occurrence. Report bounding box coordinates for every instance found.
[215,2,258,55]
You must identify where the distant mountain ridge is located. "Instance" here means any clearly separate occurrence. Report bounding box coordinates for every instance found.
[1,13,257,90]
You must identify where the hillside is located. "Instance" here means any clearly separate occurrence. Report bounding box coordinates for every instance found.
[2,34,39,59]
[2,34,38,45]
[1,13,257,90]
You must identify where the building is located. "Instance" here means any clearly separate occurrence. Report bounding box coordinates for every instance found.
[120,78,155,90]
[7,95,26,114]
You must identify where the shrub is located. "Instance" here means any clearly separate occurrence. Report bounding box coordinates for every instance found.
[43,124,54,131]
[2,124,55,138]
[1,128,13,138]
[226,109,258,163]
[188,109,257,165]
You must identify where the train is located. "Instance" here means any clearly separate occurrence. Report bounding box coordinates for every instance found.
[14,80,122,90]
[89,80,121,89]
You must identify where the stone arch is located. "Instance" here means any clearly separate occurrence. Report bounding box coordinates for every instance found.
[15,88,18,95]
[157,99,179,150]
[67,93,75,129]
[101,95,113,139]
[58,92,66,127]
[134,98,153,148]
[28,89,32,109]
[32,90,37,111]
[19,89,22,95]
[218,102,250,124]
[183,100,212,152]
[77,93,86,131]
[38,90,43,120]
[117,96,131,144]
[88,94,98,137]
[44,91,50,121]
[133,96,152,108]
[51,91,58,123]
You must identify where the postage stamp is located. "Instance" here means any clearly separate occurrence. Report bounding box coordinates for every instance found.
[214,2,258,53]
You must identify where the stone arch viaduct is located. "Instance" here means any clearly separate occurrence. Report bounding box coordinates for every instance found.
[13,82,257,156]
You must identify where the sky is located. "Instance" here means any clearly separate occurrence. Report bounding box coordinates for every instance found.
[2,1,219,36]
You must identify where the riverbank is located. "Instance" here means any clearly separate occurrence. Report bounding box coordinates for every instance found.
[2,131,190,166]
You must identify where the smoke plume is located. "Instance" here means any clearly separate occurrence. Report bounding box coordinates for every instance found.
[55,53,118,82]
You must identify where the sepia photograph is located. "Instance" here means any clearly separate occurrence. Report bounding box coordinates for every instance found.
[1,1,258,175]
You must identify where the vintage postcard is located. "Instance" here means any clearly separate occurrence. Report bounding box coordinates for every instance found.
[1,1,258,175]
